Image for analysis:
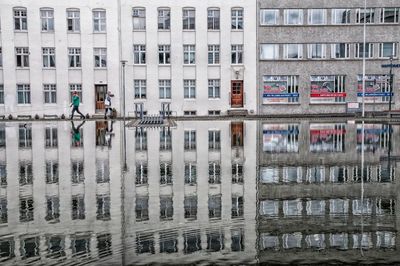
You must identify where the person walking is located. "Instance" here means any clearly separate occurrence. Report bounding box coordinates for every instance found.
[104,91,113,119]
[70,91,85,119]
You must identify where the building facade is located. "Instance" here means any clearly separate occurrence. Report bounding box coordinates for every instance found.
[0,0,257,117]
[258,0,400,114]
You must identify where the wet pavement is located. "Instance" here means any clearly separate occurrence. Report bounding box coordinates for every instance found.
[0,119,399,265]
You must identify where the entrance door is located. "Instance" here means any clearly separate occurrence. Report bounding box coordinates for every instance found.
[95,85,107,112]
[231,81,243,108]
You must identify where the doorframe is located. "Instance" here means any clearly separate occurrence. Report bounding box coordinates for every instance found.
[230,80,244,108]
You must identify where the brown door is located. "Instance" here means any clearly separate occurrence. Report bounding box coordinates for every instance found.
[231,122,244,147]
[95,85,107,112]
[231,81,244,108]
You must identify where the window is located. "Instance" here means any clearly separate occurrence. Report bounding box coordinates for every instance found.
[42,48,55,68]
[72,195,85,220]
[357,74,392,103]
[231,45,243,64]
[160,196,173,220]
[45,161,59,184]
[69,84,82,103]
[160,162,172,185]
[14,7,27,30]
[67,9,80,32]
[133,8,146,30]
[159,80,171,99]
[20,198,34,222]
[135,128,147,151]
[46,196,60,221]
[232,163,243,183]
[44,84,57,104]
[183,45,195,64]
[310,75,346,103]
[381,8,399,23]
[93,10,106,32]
[356,8,375,24]
[208,79,220,98]
[96,159,110,183]
[308,44,326,59]
[94,48,107,67]
[263,76,300,103]
[71,160,84,183]
[260,9,279,25]
[41,8,54,31]
[19,125,32,148]
[260,44,279,59]
[0,85,3,104]
[355,43,374,58]
[332,43,350,59]
[17,84,30,104]
[96,195,110,221]
[133,45,146,64]
[160,129,172,150]
[184,196,197,220]
[135,163,148,185]
[332,9,351,24]
[208,196,222,219]
[68,48,81,67]
[184,111,196,116]
[184,163,197,184]
[0,47,2,67]
[184,130,196,150]
[208,130,221,150]
[184,80,196,99]
[208,45,220,64]
[158,8,170,30]
[183,8,195,30]
[16,47,29,67]
[232,197,244,218]
[284,9,303,25]
[284,44,303,59]
[134,80,146,99]
[308,9,326,24]
[231,8,243,29]
[45,126,58,147]
[158,45,171,64]
[208,8,220,30]
[208,162,221,184]
[379,43,397,58]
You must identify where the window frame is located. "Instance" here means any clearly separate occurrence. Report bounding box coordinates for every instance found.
[158,8,171,30]
[355,43,374,58]
[208,45,220,64]
[17,84,31,104]
[69,84,82,103]
[133,7,146,30]
[331,9,351,24]
[183,45,196,65]
[284,44,303,59]
[94,48,107,68]
[308,9,327,25]
[260,9,279,25]
[356,8,375,24]
[15,47,29,68]
[68,47,81,68]
[183,7,195,30]
[184,79,196,99]
[159,80,171,99]
[43,84,57,104]
[93,9,106,33]
[208,8,220,30]
[40,8,54,32]
[331,43,350,59]
[67,9,80,32]
[260,44,279,60]
[307,43,326,59]
[134,80,147,99]
[14,7,28,31]
[284,9,303,25]
[42,47,56,68]
[208,79,220,99]
[158,45,171,65]
[380,8,400,23]
[231,8,244,30]
[379,42,398,58]
[231,45,243,64]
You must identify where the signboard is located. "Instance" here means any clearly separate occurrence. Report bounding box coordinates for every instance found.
[357,124,391,152]
[381,64,400,68]
[357,75,391,103]
[263,124,299,153]
[310,76,346,103]
[310,123,346,152]
[263,76,299,104]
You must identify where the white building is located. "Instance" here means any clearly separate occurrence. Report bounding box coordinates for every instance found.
[0,0,257,117]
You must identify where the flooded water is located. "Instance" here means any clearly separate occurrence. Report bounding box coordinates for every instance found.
[0,119,399,265]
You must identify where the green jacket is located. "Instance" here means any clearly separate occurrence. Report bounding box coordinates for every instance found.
[72,95,80,107]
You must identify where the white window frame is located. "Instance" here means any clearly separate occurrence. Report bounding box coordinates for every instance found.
[132,7,146,30]
[380,8,400,23]
[68,48,81,67]
[355,43,374,58]
[356,8,375,24]
[308,9,326,25]
[208,8,220,30]
[134,80,146,99]
[308,44,326,59]
[208,79,220,99]
[42,47,55,68]
[331,43,350,59]
[231,45,243,64]
[67,9,80,32]
[184,130,196,150]
[133,45,146,64]
[94,48,107,68]
[208,45,220,64]
[260,44,279,60]
[16,47,29,68]
[43,84,57,104]
[93,10,106,32]
[14,7,27,31]
[183,8,195,30]
[159,80,171,99]
[41,8,54,31]
[284,44,303,59]
[260,9,279,25]
[331,9,351,24]
[184,79,196,99]
[379,42,398,58]
[183,45,196,65]
[158,45,171,64]
[284,9,303,25]
[184,163,197,184]
[208,130,221,150]
[17,84,31,104]
[231,8,244,30]
[158,8,171,30]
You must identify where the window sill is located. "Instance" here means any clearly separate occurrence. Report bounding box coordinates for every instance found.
[16,67,30,70]
[94,67,107,70]
[158,29,171,32]
[17,104,32,106]
[133,63,146,66]
[231,63,244,66]
[93,31,107,34]
[67,31,81,34]
[208,98,221,100]
[184,98,196,101]
[208,29,220,32]
[43,67,56,70]
[68,67,82,70]
[41,31,55,33]
[208,64,220,66]
[183,64,196,66]
[158,64,171,66]
[133,29,146,32]
[231,29,244,32]
[134,98,147,100]
[159,99,171,101]
[183,29,196,32]
[14,30,28,33]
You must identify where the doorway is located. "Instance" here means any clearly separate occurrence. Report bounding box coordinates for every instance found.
[95,84,107,113]
[231,81,244,108]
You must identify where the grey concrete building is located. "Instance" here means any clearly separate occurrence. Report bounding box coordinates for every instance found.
[258,0,400,114]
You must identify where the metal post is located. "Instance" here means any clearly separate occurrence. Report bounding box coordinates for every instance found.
[361,0,367,117]
[389,56,393,111]
[121,60,127,170]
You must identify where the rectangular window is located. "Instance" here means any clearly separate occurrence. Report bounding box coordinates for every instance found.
[308,44,326,59]
[158,45,171,64]
[16,47,29,67]
[232,197,244,218]
[208,8,220,30]
[356,8,375,24]
[184,197,197,220]
[260,44,279,60]
[331,43,350,59]
[208,130,221,150]
[41,9,54,31]
[231,8,244,29]
[208,195,222,219]
[380,8,399,23]
[184,111,196,116]
[68,48,81,67]
[232,163,243,183]
[17,84,30,104]
[332,9,351,24]
[67,9,80,32]
[284,9,303,25]
[93,10,106,32]
[94,48,107,67]
[42,48,55,68]
[208,162,221,184]
[231,45,243,64]
[284,44,303,59]
[133,8,146,30]
[263,76,299,104]
[43,84,57,104]
[379,42,397,58]
[0,47,2,67]
[310,124,346,153]
[134,80,146,99]
[184,163,197,184]
[260,9,279,25]
[160,129,172,150]
[71,160,84,183]
[308,9,326,24]
[135,163,148,185]
[19,125,32,148]
[69,84,82,103]
[45,126,58,147]
[184,130,196,150]
[357,74,392,103]
[208,79,220,98]
[160,163,172,185]
[160,196,173,220]
[355,43,374,58]
[262,124,299,153]
[0,85,3,104]
[208,45,220,64]
[183,8,195,30]
[135,128,147,151]
[45,161,59,184]
[184,80,196,99]
[72,195,85,220]
[133,45,146,64]
[20,198,34,222]
[183,45,195,64]
[310,75,346,103]
[158,8,170,30]
[14,8,27,30]
[159,80,171,99]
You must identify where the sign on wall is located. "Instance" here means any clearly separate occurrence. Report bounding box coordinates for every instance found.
[263,123,299,153]
[263,76,299,104]
[309,123,346,152]
[357,75,392,103]
[310,75,346,103]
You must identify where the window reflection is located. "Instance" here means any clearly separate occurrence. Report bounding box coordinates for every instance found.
[97,234,112,258]
[184,196,197,220]
[19,161,33,185]
[72,195,85,220]
[160,231,178,253]
[71,160,84,184]
[46,196,60,222]
[19,197,34,222]
[46,236,65,258]
[0,238,15,260]
[160,196,173,220]
[18,124,32,148]
[231,228,244,252]
[136,233,154,254]
[71,235,90,257]
[20,237,39,259]
[136,196,149,221]
[207,230,224,252]
[96,194,111,221]
[183,230,201,254]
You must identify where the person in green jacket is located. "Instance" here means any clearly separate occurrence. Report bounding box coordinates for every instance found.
[70,91,85,119]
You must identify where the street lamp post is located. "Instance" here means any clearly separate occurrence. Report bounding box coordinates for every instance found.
[361,0,367,117]
[389,56,394,111]
[120,60,128,171]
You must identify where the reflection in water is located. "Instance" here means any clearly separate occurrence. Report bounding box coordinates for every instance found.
[0,120,398,265]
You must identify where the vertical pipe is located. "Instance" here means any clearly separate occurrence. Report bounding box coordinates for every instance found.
[389,56,393,111]
[362,0,367,117]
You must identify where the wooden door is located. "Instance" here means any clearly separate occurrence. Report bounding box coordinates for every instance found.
[95,85,107,111]
[231,81,244,108]
[231,122,244,147]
